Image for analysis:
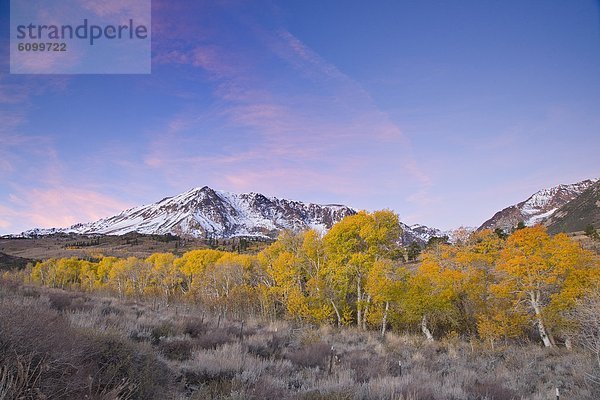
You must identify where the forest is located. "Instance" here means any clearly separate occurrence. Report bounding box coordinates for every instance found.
[9,210,600,349]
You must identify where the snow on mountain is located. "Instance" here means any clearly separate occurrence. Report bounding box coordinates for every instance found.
[545,180,600,234]
[478,179,599,232]
[400,223,443,245]
[23,186,356,239]
[18,186,444,245]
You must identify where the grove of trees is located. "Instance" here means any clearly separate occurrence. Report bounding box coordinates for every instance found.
[13,210,600,348]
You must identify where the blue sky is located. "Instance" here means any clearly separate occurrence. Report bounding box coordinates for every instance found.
[1,0,599,234]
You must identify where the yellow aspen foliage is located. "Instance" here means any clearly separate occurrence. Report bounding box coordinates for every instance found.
[174,249,225,295]
[31,259,53,286]
[78,260,97,292]
[300,229,326,279]
[32,258,81,289]
[146,253,180,302]
[96,256,119,287]
[365,259,408,335]
[494,226,598,347]
[21,212,597,347]
[404,248,467,340]
[324,210,402,329]
[476,308,528,347]
[258,230,333,323]
[286,287,310,320]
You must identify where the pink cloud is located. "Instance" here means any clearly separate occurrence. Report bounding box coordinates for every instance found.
[153,50,190,65]
[221,167,362,200]
[0,75,69,104]
[0,113,26,133]
[13,52,75,74]
[144,13,433,212]
[0,82,30,104]
[191,46,239,78]
[1,187,133,233]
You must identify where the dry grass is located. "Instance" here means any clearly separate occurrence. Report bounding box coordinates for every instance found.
[1,280,599,400]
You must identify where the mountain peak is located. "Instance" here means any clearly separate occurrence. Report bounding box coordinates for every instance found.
[20,187,358,239]
[479,178,599,232]
[14,186,444,245]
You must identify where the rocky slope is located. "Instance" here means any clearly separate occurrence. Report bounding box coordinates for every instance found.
[18,186,444,245]
[545,180,600,234]
[479,179,598,232]
[401,223,444,245]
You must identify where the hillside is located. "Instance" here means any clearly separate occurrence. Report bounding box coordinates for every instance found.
[479,179,598,232]
[546,180,600,234]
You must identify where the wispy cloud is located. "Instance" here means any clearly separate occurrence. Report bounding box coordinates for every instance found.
[272,30,347,81]
[1,0,433,233]
[147,19,431,204]
[1,186,133,232]
[79,0,150,25]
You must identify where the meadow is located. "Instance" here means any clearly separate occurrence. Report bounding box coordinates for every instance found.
[1,279,598,400]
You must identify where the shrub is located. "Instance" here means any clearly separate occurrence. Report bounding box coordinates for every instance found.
[341,351,388,382]
[195,328,235,350]
[47,292,73,311]
[299,389,354,399]
[236,375,287,400]
[247,332,284,358]
[21,285,40,298]
[149,322,178,345]
[130,327,153,343]
[101,305,124,316]
[183,317,207,338]
[159,339,194,361]
[0,296,173,400]
[286,342,332,369]
[80,333,172,399]
[469,379,518,400]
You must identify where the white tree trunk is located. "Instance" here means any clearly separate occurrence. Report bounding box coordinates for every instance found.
[330,300,342,327]
[381,301,389,338]
[357,279,362,328]
[530,291,553,347]
[362,295,371,330]
[421,314,434,341]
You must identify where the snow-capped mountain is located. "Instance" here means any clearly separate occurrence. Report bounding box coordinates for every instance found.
[401,223,444,245]
[545,180,600,234]
[19,186,444,244]
[478,179,599,232]
[24,187,356,239]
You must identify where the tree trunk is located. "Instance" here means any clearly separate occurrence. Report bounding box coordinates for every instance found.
[421,314,434,341]
[381,301,389,338]
[330,300,342,327]
[548,330,557,347]
[357,279,362,328]
[530,291,553,347]
[362,295,371,330]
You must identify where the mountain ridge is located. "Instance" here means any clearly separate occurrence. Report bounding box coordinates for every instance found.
[545,180,600,234]
[22,186,354,239]
[16,186,442,245]
[479,178,599,232]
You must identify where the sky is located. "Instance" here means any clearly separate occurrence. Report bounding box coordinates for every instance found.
[1,0,599,234]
